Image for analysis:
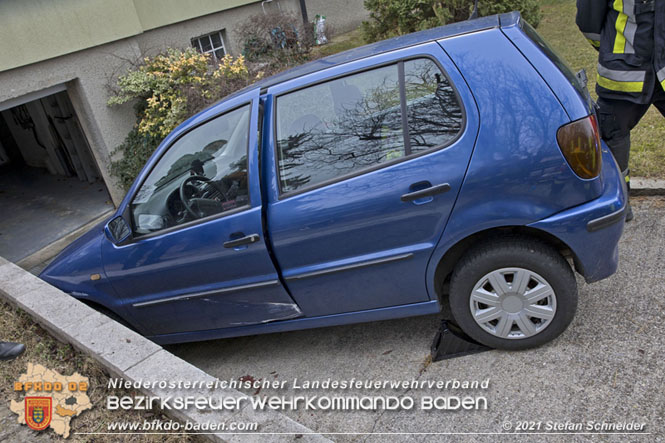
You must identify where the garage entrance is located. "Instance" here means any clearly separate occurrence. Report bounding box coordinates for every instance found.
[0,89,113,265]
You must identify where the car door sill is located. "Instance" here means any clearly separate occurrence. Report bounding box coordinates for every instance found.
[149,300,441,345]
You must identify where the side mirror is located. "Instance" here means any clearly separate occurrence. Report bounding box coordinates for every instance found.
[105,216,132,245]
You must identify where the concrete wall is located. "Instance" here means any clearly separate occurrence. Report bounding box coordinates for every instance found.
[0,38,141,205]
[305,0,369,34]
[0,0,142,72]
[0,0,302,206]
[135,0,299,56]
[0,0,263,72]
[133,0,270,31]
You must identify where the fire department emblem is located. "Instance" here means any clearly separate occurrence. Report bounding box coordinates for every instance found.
[25,397,52,431]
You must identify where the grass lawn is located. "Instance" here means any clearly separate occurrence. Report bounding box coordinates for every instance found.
[0,300,196,442]
[311,27,365,58]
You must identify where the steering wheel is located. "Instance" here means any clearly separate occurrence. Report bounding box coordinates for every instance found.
[179,175,212,218]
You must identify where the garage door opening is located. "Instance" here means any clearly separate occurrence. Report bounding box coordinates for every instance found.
[0,90,114,265]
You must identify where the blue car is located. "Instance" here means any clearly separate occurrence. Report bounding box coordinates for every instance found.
[41,13,627,350]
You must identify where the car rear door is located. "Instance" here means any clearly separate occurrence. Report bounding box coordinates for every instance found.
[263,42,480,317]
[102,89,301,336]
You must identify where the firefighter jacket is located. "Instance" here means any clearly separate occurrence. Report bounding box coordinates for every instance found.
[576,0,665,103]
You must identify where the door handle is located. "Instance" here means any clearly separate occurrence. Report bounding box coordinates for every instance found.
[400,183,451,202]
[223,234,260,248]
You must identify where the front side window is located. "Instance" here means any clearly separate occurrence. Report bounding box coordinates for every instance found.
[131,105,250,235]
[275,58,463,194]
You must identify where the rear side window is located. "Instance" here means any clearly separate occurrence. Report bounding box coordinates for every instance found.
[405,58,463,153]
[275,58,463,194]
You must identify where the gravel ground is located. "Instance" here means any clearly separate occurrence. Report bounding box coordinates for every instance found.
[169,196,665,442]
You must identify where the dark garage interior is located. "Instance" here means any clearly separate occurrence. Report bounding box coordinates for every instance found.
[0,90,113,264]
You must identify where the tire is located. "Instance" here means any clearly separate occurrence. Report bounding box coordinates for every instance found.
[448,238,577,350]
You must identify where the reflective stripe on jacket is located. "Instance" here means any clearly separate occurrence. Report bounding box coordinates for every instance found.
[577,0,665,103]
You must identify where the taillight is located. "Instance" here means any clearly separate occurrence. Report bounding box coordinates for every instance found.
[556,115,602,179]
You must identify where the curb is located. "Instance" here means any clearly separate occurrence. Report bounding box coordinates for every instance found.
[0,256,329,442]
[631,177,665,196]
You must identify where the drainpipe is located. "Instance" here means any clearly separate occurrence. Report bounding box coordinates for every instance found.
[298,0,309,25]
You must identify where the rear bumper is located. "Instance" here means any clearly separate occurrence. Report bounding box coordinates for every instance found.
[528,145,627,283]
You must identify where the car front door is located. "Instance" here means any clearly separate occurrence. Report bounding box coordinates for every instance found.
[102,89,301,336]
[263,42,479,317]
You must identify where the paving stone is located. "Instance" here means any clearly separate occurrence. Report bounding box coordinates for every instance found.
[4,285,85,343]
[631,177,665,195]
[0,262,51,299]
[68,319,160,376]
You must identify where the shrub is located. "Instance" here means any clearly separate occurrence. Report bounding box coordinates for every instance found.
[361,0,541,43]
[478,0,541,27]
[108,128,160,191]
[107,49,250,189]
[235,11,314,68]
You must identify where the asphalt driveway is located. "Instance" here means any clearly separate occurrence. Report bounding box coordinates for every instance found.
[168,196,665,441]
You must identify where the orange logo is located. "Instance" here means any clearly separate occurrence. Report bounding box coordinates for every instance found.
[25,397,52,431]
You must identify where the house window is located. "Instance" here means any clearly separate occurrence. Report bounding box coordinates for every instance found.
[191,31,227,62]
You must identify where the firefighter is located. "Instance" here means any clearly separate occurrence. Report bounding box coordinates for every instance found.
[576,0,665,221]
[0,341,25,361]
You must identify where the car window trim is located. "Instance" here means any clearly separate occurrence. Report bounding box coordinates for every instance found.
[398,61,412,156]
[271,53,466,200]
[127,100,256,242]
[126,204,252,243]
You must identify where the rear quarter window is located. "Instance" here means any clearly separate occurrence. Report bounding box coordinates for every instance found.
[405,58,463,153]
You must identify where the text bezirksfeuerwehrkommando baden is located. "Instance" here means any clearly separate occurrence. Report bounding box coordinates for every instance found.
[108,377,490,391]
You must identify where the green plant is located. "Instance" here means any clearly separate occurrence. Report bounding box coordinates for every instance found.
[478,0,541,27]
[109,128,161,191]
[107,49,250,189]
[361,0,541,43]
[235,11,314,68]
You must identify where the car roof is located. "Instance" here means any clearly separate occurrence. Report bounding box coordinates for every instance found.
[224,13,506,101]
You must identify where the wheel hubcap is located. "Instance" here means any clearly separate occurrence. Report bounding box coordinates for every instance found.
[469,267,556,339]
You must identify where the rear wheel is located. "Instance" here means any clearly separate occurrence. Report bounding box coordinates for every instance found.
[448,239,577,350]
